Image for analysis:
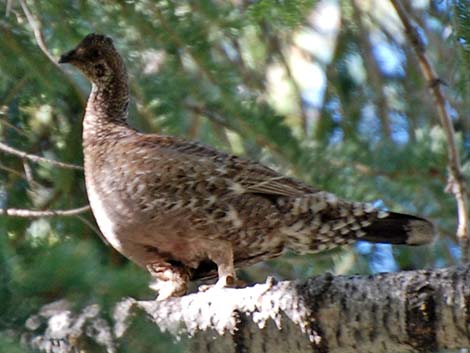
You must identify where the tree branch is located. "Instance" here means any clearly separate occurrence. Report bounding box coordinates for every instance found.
[183,102,292,169]
[18,0,57,67]
[0,141,83,171]
[353,0,392,140]
[0,205,90,218]
[390,0,469,260]
[265,31,309,136]
[0,163,42,189]
[22,265,470,353]
[17,0,86,105]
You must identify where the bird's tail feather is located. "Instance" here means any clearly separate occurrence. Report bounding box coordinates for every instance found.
[360,212,435,245]
[280,192,435,253]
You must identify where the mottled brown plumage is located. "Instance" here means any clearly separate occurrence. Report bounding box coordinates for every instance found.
[59,34,434,300]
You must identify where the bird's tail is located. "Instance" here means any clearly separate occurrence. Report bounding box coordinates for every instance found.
[280,192,435,253]
[360,212,434,245]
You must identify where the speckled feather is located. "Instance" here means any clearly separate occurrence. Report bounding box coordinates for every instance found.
[60,34,434,298]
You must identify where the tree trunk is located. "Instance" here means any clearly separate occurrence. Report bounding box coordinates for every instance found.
[25,265,470,353]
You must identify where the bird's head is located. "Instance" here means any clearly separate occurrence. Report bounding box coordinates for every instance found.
[59,33,124,86]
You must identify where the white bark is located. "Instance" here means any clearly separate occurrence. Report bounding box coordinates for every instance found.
[24,265,470,353]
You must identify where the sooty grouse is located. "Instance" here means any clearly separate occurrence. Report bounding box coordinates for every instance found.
[59,34,434,300]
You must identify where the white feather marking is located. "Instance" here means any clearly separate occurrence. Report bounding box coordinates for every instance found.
[356,230,366,237]
[86,181,122,251]
[346,216,356,224]
[332,221,347,230]
[353,202,365,216]
[378,211,389,219]
[187,198,198,208]
[229,182,245,194]
[292,198,302,215]
[325,193,338,205]
[311,217,322,227]
[290,220,305,232]
[300,198,310,213]
[136,183,145,194]
[206,195,217,205]
[226,206,243,227]
[351,223,361,231]
[317,244,328,251]
[215,166,227,174]
[310,200,326,214]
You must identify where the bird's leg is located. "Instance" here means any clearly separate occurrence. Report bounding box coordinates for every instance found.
[199,242,236,292]
[212,246,236,288]
[146,261,191,301]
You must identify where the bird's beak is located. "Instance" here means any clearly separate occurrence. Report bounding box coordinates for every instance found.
[58,49,77,64]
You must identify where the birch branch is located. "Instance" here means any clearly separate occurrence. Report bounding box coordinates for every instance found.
[0,141,83,171]
[390,0,469,260]
[23,265,470,353]
[0,205,90,218]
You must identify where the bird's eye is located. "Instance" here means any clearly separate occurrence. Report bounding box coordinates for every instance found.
[94,64,106,77]
[89,48,101,59]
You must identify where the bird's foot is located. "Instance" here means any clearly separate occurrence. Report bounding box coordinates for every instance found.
[147,263,190,301]
[150,280,187,301]
[198,275,246,292]
[216,273,235,287]
[199,241,246,292]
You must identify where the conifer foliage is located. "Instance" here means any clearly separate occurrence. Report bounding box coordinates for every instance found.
[0,1,468,352]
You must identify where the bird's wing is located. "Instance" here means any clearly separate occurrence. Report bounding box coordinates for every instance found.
[228,162,315,197]
[138,134,316,198]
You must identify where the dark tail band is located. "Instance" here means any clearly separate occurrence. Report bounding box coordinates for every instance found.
[361,212,435,245]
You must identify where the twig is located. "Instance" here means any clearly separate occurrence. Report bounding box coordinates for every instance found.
[18,0,86,105]
[0,163,43,190]
[5,0,12,16]
[268,33,309,135]
[1,75,29,109]
[22,160,35,187]
[353,0,391,140]
[184,102,288,161]
[152,4,304,173]
[0,117,29,137]
[390,0,469,260]
[184,103,235,129]
[258,18,309,134]
[76,214,109,245]
[18,0,58,66]
[0,205,90,218]
[0,163,26,179]
[0,141,83,171]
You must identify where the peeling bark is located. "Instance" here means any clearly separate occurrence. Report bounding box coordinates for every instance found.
[23,265,470,353]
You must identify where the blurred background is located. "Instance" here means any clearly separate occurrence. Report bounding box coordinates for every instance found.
[0,0,469,352]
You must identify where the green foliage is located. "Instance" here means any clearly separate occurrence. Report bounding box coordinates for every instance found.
[248,0,317,27]
[454,1,470,66]
[0,0,468,351]
[0,333,30,353]
[454,0,470,137]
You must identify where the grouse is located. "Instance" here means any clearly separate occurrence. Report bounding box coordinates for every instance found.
[59,34,434,300]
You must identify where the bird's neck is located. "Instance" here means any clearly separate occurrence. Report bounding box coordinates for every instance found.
[86,73,129,121]
[83,72,131,144]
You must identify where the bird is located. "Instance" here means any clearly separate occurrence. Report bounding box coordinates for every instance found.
[59,34,434,300]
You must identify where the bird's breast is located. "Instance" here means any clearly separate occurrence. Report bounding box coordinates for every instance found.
[85,172,123,251]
